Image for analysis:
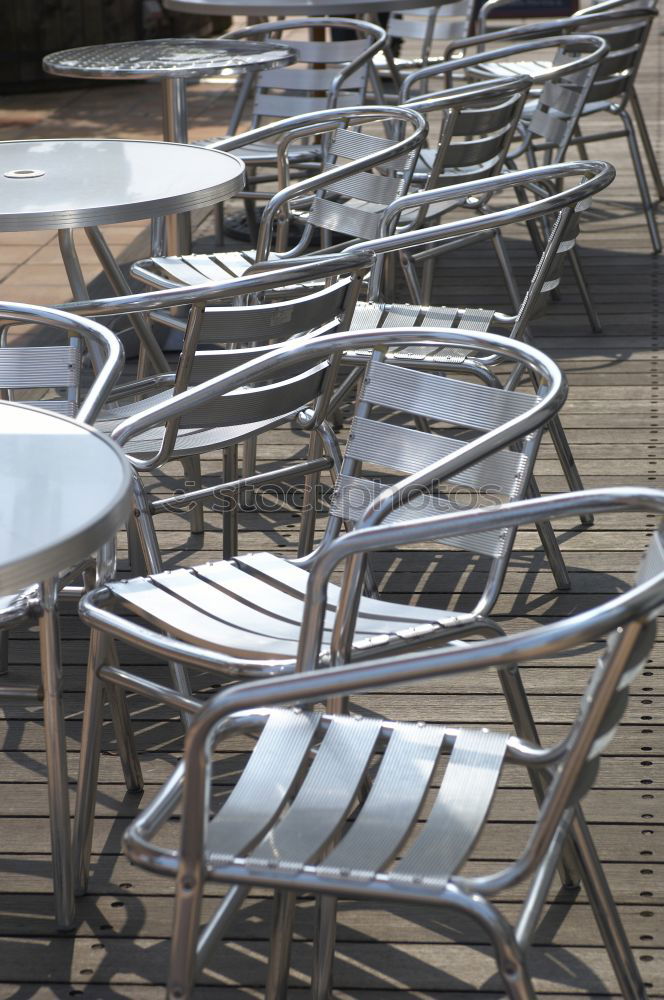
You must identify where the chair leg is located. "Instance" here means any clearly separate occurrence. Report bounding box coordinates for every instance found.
[181,455,204,535]
[527,476,570,591]
[214,201,225,245]
[571,809,648,1000]
[39,580,75,930]
[497,660,582,889]
[131,472,164,574]
[222,445,239,560]
[266,890,297,1000]
[421,258,435,305]
[567,246,603,335]
[399,249,424,303]
[131,473,194,714]
[72,630,112,896]
[105,642,143,793]
[466,895,536,1000]
[630,90,664,202]
[621,108,662,254]
[547,415,593,527]
[242,434,258,510]
[491,229,522,314]
[572,124,589,160]
[126,515,148,577]
[494,939,536,1000]
[312,894,337,1000]
[298,429,325,559]
[167,861,206,1000]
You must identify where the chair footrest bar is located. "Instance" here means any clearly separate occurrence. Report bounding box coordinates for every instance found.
[98,665,203,714]
[0,685,42,702]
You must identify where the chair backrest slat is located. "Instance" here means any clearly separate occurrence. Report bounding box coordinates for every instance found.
[346,415,528,496]
[329,473,510,557]
[328,128,412,170]
[307,198,385,240]
[178,361,329,429]
[323,171,403,206]
[199,277,354,343]
[360,359,534,430]
[0,346,80,388]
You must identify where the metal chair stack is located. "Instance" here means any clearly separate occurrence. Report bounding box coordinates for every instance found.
[453,0,662,251]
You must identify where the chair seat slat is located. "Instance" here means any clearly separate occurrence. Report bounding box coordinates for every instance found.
[207,709,320,862]
[317,724,445,880]
[392,728,508,886]
[246,716,383,871]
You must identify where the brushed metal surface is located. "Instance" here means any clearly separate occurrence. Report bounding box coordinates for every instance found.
[0,139,245,231]
[164,0,444,13]
[0,402,131,595]
[43,38,294,81]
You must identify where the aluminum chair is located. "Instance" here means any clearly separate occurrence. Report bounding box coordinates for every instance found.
[65,253,373,561]
[74,325,570,897]
[0,302,123,930]
[133,105,427,297]
[374,2,476,97]
[320,161,614,521]
[201,17,386,240]
[121,486,664,1000]
[454,3,662,251]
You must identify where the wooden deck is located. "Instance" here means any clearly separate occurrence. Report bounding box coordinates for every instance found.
[1,21,663,999]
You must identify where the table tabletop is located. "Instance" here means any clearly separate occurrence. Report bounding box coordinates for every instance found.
[43,37,294,81]
[0,402,131,596]
[164,0,440,13]
[0,138,245,231]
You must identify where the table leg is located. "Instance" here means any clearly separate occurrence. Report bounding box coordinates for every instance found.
[57,229,96,404]
[39,578,75,931]
[84,226,170,378]
[162,77,192,254]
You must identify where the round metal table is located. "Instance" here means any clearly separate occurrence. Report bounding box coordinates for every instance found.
[43,38,294,145]
[0,138,245,371]
[164,0,442,12]
[0,401,132,928]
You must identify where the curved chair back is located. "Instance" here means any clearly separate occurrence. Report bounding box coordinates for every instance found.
[419,33,608,164]
[172,277,360,433]
[388,2,475,50]
[472,4,656,115]
[401,75,530,208]
[347,160,614,316]
[214,105,427,260]
[223,17,386,134]
[66,252,374,471]
[0,303,123,424]
[315,327,564,618]
[577,7,656,111]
